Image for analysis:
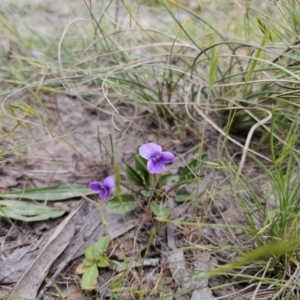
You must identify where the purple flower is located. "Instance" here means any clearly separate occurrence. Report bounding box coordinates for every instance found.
[139,143,174,174]
[89,175,115,201]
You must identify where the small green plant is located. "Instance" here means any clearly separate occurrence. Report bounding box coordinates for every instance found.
[82,143,206,293]
[77,236,115,290]
[89,142,206,219]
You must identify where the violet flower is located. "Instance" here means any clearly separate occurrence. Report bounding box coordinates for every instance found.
[139,143,174,174]
[89,175,115,201]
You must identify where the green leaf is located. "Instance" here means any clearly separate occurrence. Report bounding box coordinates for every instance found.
[0,184,95,201]
[96,256,110,268]
[181,156,207,177]
[135,149,150,186]
[106,194,138,214]
[157,174,179,187]
[181,155,207,176]
[81,264,98,290]
[0,200,65,222]
[135,152,147,174]
[83,258,95,267]
[181,159,197,177]
[209,46,218,89]
[134,290,149,296]
[172,174,204,190]
[176,174,204,188]
[111,260,127,272]
[177,156,206,188]
[94,236,110,252]
[124,164,144,187]
[85,244,97,259]
[141,190,151,197]
[150,202,171,219]
[175,188,191,203]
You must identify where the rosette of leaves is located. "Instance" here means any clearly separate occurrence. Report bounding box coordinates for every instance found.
[77,236,111,290]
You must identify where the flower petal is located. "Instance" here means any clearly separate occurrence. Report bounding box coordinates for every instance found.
[139,143,162,160]
[99,187,110,201]
[88,182,102,191]
[147,159,165,174]
[160,151,174,164]
[103,175,115,190]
